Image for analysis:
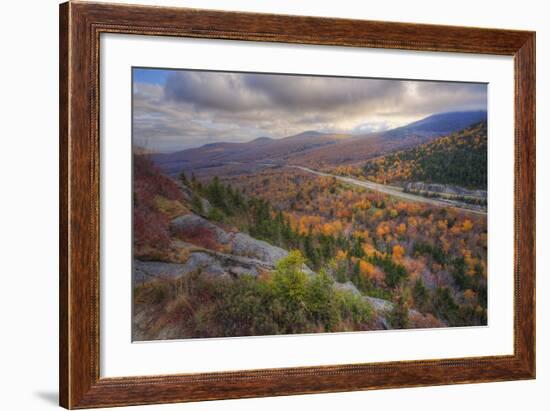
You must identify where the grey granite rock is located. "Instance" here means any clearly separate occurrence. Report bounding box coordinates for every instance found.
[171,214,231,244]
[229,232,287,265]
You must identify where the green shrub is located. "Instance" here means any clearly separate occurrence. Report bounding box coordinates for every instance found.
[388,286,411,328]
[305,269,341,331]
[207,207,225,222]
[210,275,280,337]
[363,285,392,301]
[135,251,374,338]
[335,290,372,325]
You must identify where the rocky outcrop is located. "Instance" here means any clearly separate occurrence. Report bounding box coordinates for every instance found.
[135,245,444,330]
[333,281,444,330]
[171,214,232,244]
[134,260,197,283]
[133,250,262,283]
[365,296,394,313]
[333,281,361,296]
[163,212,315,277]
[229,232,287,266]
[134,242,313,284]
[135,210,309,282]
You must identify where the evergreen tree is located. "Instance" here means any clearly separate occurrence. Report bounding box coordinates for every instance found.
[412,278,429,312]
[389,287,411,328]
[179,170,188,186]
[351,237,364,258]
[303,227,317,268]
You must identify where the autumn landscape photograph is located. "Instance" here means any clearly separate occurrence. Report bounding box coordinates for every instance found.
[132,68,488,341]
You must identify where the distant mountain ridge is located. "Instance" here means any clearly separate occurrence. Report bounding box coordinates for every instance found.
[151,110,487,174]
[285,110,487,167]
[152,130,352,175]
[383,111,487,139]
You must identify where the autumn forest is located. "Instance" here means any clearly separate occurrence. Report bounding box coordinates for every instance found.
[132,68,488,340]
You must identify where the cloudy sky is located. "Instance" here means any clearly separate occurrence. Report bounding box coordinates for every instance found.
[133,68,487,153]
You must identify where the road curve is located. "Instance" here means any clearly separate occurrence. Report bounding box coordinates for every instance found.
[288,165,487,216]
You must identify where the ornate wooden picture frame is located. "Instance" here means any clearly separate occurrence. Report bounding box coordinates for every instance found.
[59,1,535,408]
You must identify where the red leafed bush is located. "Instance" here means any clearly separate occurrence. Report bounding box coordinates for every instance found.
[172,224,221,251]
[133,206,171,250]
[133,154,182,251]
[133,155,183,202]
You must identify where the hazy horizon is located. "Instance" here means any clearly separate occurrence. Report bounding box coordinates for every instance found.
[133,68,487,153]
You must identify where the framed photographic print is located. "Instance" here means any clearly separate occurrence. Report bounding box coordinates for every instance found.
[59,1,535,409]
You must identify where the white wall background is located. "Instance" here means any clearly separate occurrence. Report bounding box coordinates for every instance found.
[0,0,547,410]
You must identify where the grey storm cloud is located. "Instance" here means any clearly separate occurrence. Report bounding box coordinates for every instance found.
[164,71,407,113]
[134,69,487,152]
[244,75,410,112]
[164,71,271,112]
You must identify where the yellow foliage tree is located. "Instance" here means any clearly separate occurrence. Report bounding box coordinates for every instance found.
[335,249,348,261]
[359,260,376,279]
[462,219,474,232]
[464,289,477,302]
[376,222,391,238]
[396,223,407,235]
[392,244,405,261]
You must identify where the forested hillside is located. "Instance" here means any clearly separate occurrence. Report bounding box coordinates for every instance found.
[133,154,488,340]
[222,167,488,329]
[133,155,378,339]
[360,122,487,189]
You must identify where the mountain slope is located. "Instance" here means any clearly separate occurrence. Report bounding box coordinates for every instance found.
[384,110,487,139]
[361,121,487,189]
[290,111,487,167]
